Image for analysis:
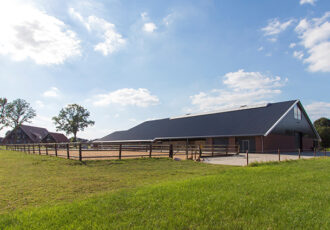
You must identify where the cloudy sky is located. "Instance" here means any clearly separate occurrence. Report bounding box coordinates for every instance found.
[0,0,329,139]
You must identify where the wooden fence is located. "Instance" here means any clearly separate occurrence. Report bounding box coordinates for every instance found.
[2,142,240,161]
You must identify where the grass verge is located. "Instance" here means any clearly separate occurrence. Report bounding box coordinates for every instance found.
[0,151,329,229]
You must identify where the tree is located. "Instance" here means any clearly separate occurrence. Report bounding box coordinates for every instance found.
[314,117,330,148]
[6,99,36,129]
[52,104,95,142]
[0,98,8,131]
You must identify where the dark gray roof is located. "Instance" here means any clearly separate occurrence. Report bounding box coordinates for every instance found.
[20,125,49,142]
[44,132,69,143]
[98,100,298,142]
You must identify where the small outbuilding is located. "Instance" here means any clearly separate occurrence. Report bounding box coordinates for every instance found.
[97,100,321,152]
[42,132,69,143]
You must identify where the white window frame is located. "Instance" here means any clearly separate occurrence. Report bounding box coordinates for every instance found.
[294,105,302,120]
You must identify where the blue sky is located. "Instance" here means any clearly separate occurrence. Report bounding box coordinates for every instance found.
[0,0,329,139]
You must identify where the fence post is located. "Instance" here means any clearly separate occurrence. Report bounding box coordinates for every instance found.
[66,143,70,159]
[149,144,152,158]
[46,144,48,155]
[198,145,202,161]
[194,147,197,160]
[237,145,240,155]
[314,147,316,157]
[119,144,122,160]
[169,144,173,159]
[298,148,301,159]
[38,144,41,155]
[55,144,57,157]
[225,146,228,156]
[28,145,30,154]
[79,143,82,161]
[186,142,189,159]
[278,148,280,162]
[32,144,35,154]
[24,145,26,153]
[246,150,249,166]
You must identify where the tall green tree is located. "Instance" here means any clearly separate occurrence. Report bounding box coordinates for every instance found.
[313,117,330,148]
[0,98,8,131]
[6,99,36,129]
[52,104,95,142]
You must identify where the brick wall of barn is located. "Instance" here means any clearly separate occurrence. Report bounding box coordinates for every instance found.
[255,136,262,152]
[262,134,314,152]
[302,137,314,151]
[263,134,296,152]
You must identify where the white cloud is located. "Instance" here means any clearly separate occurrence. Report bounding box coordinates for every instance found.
[258,46,264,51]
[289,42,297,48]
[0,2,81,65]
[293,50,304,59]
[141,12,148,20]
[267,37,278,43]
[305,102,330,120]
[143,22,157,32]
[69,8,125,56]
[262,18,294,37]
[163,13,175,26]
[93,88,159,107]
[300,0,316,5]
[295,12,330,72]
[190,69,287,111]
[43,87,60,98]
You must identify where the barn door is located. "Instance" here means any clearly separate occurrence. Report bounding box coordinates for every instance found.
[241,140,249,152]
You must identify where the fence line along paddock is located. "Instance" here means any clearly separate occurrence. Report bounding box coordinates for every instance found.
[2,142,240,161]
[1,142,328,163]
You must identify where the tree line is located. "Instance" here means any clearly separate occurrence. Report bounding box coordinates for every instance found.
[313,118,330,148]
[0,98,94,142]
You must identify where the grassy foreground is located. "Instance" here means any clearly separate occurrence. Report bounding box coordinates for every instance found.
[0,150,231,214]
[0,151,329,229]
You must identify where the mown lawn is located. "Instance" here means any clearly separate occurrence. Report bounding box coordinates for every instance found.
[0,150,232,213]
[0,150,329,229]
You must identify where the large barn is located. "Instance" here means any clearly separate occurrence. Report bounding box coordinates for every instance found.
[97,100,321,152]
[1,125,68,144]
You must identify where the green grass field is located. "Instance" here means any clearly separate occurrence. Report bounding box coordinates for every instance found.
[0,150,329,229]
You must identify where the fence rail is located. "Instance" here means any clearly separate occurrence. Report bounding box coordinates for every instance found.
[1,143,327,165]
[1,142,240,161]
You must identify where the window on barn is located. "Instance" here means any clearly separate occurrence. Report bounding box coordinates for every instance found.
[294,105,302,120]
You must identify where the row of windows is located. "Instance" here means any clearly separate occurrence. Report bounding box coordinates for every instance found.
[294,105,302,120]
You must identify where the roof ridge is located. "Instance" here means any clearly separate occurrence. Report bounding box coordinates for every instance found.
[170,100,298,120]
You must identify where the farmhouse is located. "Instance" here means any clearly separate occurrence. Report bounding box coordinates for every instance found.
[2,125,68,144]
[97,100,321,152]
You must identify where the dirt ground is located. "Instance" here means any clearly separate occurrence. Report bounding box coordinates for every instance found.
[36,149,188,160]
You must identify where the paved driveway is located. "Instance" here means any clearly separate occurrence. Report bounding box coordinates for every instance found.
[202,152,328,166]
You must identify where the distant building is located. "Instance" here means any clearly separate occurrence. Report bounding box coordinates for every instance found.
[2,125,68,144]
[42,132,69,143]
[68,137,88,143]
[0,137,3,143]
[96,100,321,152]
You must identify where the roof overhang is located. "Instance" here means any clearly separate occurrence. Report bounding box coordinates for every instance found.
[95,133,265,143]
